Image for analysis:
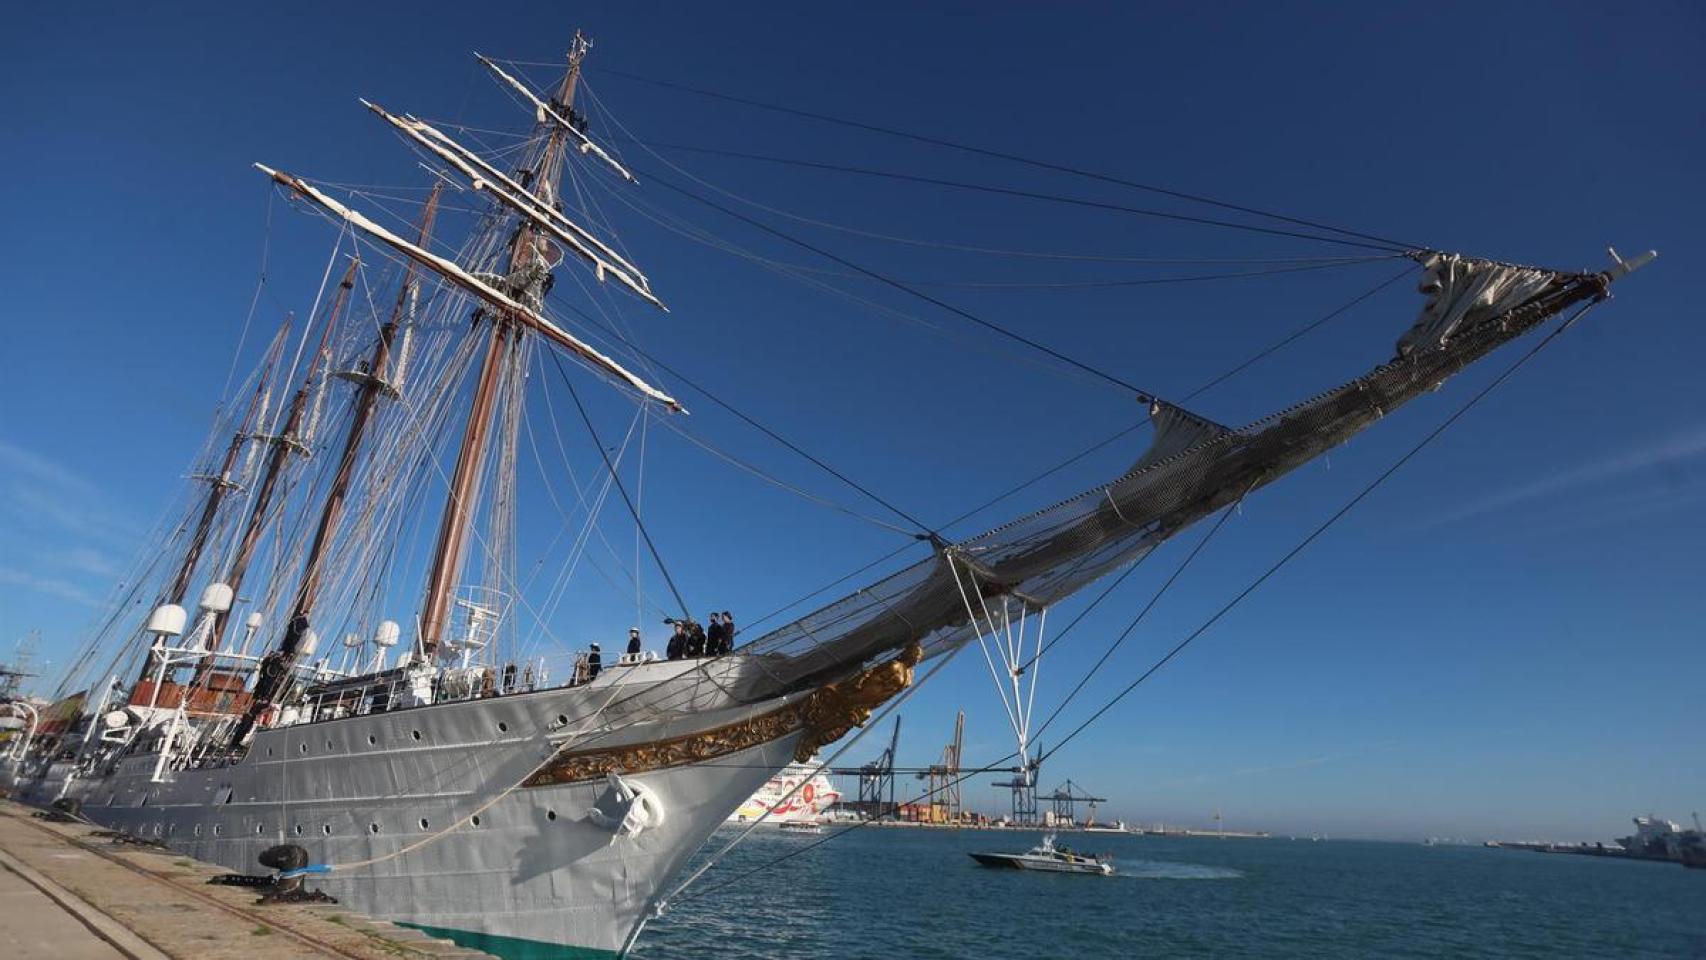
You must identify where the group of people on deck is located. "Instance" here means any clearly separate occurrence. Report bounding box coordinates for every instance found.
[663,611,735,661]
[581,611,736,684]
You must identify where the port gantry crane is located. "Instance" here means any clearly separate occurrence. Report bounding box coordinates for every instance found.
[1043,779,1108,828]
[830,714,902,820]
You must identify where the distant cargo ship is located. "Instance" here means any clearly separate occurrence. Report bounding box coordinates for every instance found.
[727,760,841,824]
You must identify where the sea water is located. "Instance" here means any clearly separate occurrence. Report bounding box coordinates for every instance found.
[630,827,1704,959]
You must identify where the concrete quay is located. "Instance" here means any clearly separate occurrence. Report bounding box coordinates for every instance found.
[0,800,494,960]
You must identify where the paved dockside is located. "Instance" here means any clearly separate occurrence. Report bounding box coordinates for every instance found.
[0,800,494,960]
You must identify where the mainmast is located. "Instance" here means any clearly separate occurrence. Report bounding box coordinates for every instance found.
[416,33,591,659]
[208,261,357,653]
[231,192,443,745]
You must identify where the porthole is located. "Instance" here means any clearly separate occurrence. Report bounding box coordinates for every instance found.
[470,815,482,828]
[255,823,265,835]
[193,824,202,837]
[411,730,421,741]
[546,810,557,822]
[293,824,303,836]
[325,739,334,751]
[266,747,274,757]
[214,825,223,836]
[556,714,568,726]
[322,824,332,836]
[497,721,509,733]
[299,742,308,754]
[367,735,377,746]
[419,818,430,831]
[369,823,380,834]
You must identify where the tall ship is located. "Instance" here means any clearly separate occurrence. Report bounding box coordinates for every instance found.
[0,27,1655,960]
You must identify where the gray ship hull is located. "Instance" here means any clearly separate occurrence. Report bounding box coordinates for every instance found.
[15,659,809,956]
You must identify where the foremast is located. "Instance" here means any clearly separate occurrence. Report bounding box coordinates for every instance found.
[417,32,595,659]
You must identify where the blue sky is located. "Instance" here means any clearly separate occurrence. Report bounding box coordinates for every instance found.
[1,2,1700,841]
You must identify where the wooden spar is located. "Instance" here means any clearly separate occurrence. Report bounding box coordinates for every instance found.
[417,32,592,659]
[474,52,636,183]
[229,193,445,746]
[361,101,657,304]
[292,186,441,623]
[165,320,288,607]
[142,319,291,685]
[208,260,358,655]
[417,320,513,653]
[253,165,680,410]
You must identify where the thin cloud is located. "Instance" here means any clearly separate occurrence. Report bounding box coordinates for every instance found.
[0,441,140,551]
[1410,423,1706,531]
[0,568,102,608]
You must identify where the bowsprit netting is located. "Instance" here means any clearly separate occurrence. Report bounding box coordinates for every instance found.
[729,252,1611,699]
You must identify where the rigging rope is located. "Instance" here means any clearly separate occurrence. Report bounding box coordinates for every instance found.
[642,168,1166,402]
[553,299,937,539]
[588,67,1420,251]
[734,260,1415,636]
[630,139,1409,254]
[666,297,1598,902]
[548,348,693,621]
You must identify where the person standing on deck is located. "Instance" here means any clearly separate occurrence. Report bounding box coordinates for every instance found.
[626,627,643,658]
[721,611,736,654]
[686,620,706,658]
[666,621,687,661]
[705,613,726,658]
[587,643,602,680]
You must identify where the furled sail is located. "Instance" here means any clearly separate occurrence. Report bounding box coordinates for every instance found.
[361,101,661,307]
[255,164,683,412]
[475,53,637,183]
[1397,253,1553,357]
[735,254,1615,698]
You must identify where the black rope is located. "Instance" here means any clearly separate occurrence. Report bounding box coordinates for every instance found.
[554,300,937,539]
[1027,498,1241,728]
[737,261,1412,634]
[631,139,1407,254]
[643,169,1164,401]
[1181,262,1420,402]
[593,68,1420,251]
[547,348,693,620]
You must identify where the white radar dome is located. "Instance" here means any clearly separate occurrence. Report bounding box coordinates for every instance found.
[103,710,131,729]
[198,582,234,613]
[145,604,187,637]
[342,632,362,649]
[374,621,401,647]
[245,611,264,630]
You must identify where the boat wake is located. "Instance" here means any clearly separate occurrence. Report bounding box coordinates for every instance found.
[1115,859,1243,881]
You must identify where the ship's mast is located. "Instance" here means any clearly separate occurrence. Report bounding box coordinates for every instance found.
[230,193,442,746]
[208,261,357,653]
[165,343,279,607]
[416,33,590,659]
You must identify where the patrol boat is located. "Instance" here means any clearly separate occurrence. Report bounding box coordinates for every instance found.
[970,834,1115,875]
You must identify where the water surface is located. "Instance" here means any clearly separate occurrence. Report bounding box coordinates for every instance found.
[631,827,1705,958]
